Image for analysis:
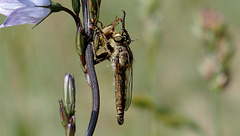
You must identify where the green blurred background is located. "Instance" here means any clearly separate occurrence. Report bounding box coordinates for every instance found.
[1,0,240,136]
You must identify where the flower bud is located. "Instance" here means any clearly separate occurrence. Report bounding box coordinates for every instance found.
[66,115,76,136]
[63,74,76,116]
[199,57,217,80]
[50,2,63,13]
[72,0,81,15]
[89,0,101,24]
[59,99,68,127]
[75,27,86,56]
[201,9,226,34]
[211,72,229,91]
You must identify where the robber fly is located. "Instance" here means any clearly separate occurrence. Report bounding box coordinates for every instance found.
[93,11,133,125]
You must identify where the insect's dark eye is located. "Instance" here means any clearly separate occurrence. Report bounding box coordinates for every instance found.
[114,36,122,42]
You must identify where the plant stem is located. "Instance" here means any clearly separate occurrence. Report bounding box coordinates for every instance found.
[62,6,81,28]
[211,90,222,136]
[85,43,100,136]
[81,0,100,136]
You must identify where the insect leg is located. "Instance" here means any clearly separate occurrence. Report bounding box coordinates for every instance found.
[96,26,114,54]
[92,24,107,59]
[120,10,126,30]
[94,51,110,65]
[119,11,131,45]
[97,21,103,28]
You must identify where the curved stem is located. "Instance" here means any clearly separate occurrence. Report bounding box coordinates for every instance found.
[81,0,100,136]
[36,5,82,28]
[61,6,82,28]
[85,43,100,136]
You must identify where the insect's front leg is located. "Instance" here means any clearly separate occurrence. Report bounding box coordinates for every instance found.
[94,51,110,65]
[92,31,110,65]
[91,21,106,59]
[92,24,109,56]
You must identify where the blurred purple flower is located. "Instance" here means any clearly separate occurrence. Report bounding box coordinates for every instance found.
[0,0,51,28]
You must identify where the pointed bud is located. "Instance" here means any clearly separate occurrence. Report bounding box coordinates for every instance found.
[89,0,101,23]
[75,27,87,69]
[75,27,85,56]
[63,74,76,116]
[72,0,81,15]
[66,115,76,136]
[59,99,68,127]
[50,1,64,13]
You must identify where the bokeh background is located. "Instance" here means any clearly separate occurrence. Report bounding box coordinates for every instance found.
[1,0,240,136]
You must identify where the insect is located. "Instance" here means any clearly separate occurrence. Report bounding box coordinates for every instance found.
[93,10,133,125]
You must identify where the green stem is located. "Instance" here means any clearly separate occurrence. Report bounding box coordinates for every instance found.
[61,6,81,28]
[211,90,222,136]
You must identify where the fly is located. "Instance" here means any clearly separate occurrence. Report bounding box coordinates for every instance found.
[93,10,133,125]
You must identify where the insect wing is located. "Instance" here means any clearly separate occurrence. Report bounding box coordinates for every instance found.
[124,66,133,111]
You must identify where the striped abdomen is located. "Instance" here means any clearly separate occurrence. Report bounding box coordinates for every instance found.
[114,65,127,125]
[111,45,132,125]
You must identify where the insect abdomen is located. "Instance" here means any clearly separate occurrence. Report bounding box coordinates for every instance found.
[114,67,127,125]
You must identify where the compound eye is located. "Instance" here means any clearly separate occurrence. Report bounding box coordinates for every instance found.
[114,36,122,42]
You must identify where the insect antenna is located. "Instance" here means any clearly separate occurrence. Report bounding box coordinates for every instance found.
[131,38,138,42]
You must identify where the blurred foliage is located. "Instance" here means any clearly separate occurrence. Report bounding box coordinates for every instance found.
[198,9,235,136]
[133,94,199,129]
[199,9,234,91]
[1,0,240,136]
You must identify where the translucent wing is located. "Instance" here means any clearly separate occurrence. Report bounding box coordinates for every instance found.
[124,66,133,111]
